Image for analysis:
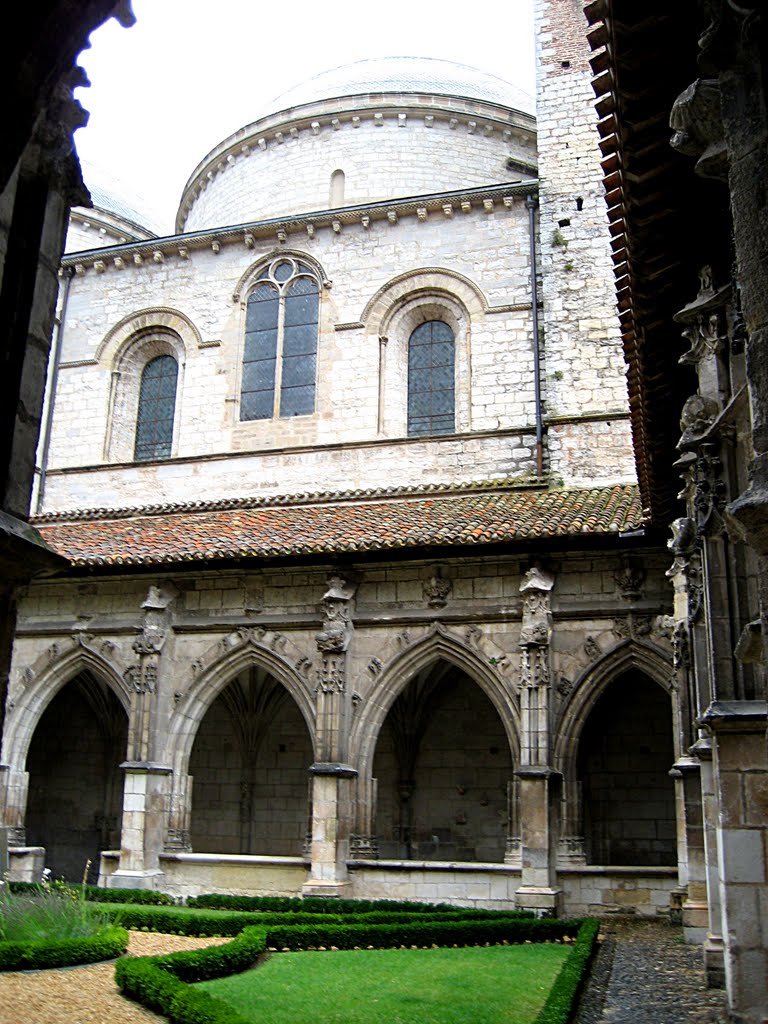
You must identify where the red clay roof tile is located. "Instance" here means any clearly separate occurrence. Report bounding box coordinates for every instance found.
[34,483,644,567]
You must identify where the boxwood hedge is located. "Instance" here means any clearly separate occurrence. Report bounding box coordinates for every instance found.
[0,925,128,971]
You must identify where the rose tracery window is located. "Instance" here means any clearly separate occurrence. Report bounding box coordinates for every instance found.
[241,257,320,421]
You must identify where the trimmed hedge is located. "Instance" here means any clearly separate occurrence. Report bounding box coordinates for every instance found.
[98,903,537,937]
[115,925,266,1024]
[8,882,172,905]
[535,918,600,1024]
[0,925,128,971]
[188,894,467,915]
[264,915,583,951]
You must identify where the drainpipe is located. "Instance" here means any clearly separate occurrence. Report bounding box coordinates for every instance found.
[35,266,72,514]
[526,195,544,478]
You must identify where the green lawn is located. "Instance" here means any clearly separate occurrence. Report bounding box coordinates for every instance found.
[197,942,570,1024]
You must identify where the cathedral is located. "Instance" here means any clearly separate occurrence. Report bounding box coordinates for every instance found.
[0,2,766,1021]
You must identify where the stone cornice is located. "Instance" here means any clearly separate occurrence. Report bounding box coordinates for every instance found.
[177,92,536,232]
[60,180,538,277]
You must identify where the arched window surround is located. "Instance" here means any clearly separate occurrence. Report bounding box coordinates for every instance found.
[104,327,186,463]
[234,252,328,426]
[377,293,472,438]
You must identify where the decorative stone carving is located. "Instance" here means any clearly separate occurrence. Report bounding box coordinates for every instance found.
[315,576,355,654]
[556,676,572,698]
[519,567,555,688]
[367,657,382,676]
[423,570,452,608]
[614,556,646,601]
[465,625,482,648]
[519,567,554,648]
[295,656,313,677]
[678,394,720,448]
[314,575,356,695]
[584,635,601,660]
[669,79,728,180]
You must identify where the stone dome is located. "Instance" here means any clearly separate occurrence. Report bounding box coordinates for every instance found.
[177,56,537,234]
[268,56,535,118]
[66,171,160,253]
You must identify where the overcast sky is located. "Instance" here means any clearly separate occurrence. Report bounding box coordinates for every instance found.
[73,0,536,235]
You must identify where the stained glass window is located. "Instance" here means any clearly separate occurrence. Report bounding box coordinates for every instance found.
[407,320,455,436]
[134,354,178,461]
[241,258,319,421]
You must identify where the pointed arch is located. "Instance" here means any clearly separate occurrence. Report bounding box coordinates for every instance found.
[163,634,316,775]
[3,641,130,770]
[553,638,676,773]
[351,624,520,777]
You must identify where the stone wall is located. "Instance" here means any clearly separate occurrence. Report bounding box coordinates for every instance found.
[180,95,537,231]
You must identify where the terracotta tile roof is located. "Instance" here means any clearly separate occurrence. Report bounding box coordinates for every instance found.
[34,483,644,567]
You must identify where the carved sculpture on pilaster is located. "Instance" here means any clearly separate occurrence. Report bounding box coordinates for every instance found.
[519,566,554,687]
[518,567,555,767]
[314,575,356,694]
[126,584,176,761]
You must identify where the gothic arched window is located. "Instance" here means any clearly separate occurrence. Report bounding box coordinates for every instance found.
[407,320,455,436]
[241,257,319,421]
[134,354,178,461]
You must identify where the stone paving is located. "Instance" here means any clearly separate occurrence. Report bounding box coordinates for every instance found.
[574,918,729,1024]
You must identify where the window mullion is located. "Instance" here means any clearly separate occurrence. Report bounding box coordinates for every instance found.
[274,290,286,418]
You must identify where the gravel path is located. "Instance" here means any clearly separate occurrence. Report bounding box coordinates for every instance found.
[0,932,229,1024]
[574,918,729,1024]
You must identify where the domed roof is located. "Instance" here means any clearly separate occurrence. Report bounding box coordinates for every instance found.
[87,183,156,233]
[269,56,534,117]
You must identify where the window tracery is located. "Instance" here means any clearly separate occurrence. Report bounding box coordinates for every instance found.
[241,257,319,421]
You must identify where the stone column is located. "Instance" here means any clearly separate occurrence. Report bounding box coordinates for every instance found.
[693,736,726,988]
[0,764,29,848]
[304,575,357,898]
[108,763,173,889]
[672,754,709,942]
[514,567,562,916]
[110,585,176,888]
[700,701,768,1023]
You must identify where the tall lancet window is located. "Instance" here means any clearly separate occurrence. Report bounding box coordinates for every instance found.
[134,354,178,460]
[407,320,455,436]
[241,257,320,421]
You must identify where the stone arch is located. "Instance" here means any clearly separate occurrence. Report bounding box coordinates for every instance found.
[352,624,520,778]
[3,637,130,770]
[352,625,520,861]
[360,270,485,437]
[359,267,489,333]
[164,630,316,856]
[95,307,201,366]
[97,309,197,463]
[3,639,130,878]
[553,639,675,772]
[553,639,677,866]
[164,629,316,775]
